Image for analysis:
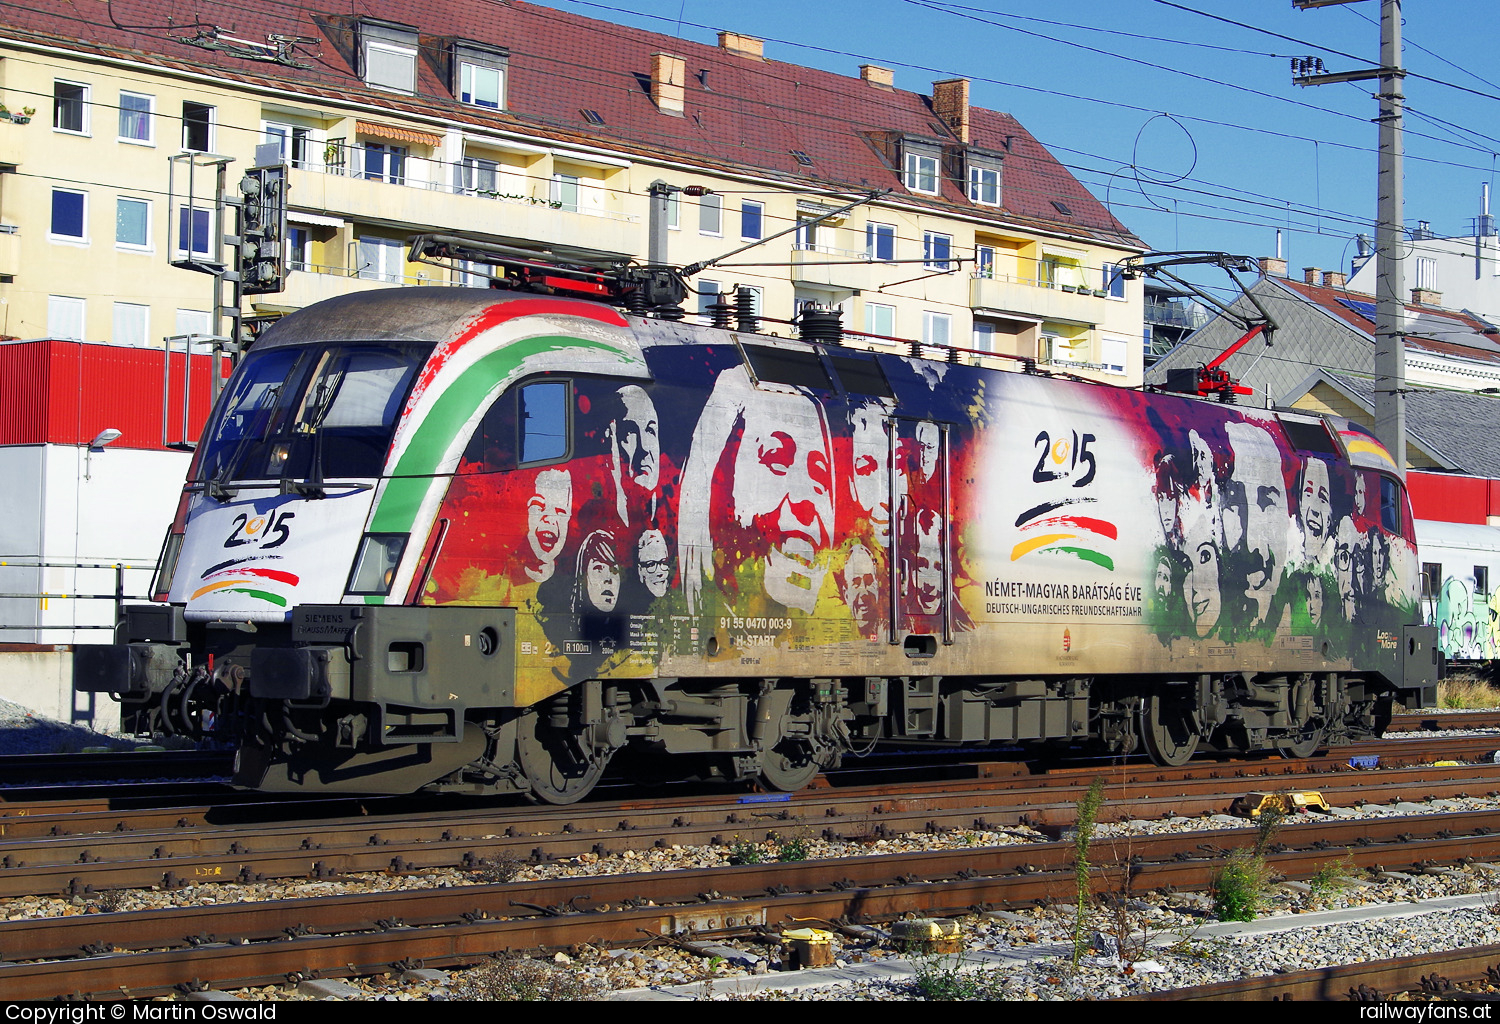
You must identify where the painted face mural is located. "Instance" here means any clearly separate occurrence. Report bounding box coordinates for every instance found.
[1222,421,1289,625]
[413,312,1415,704]
[636,528,671,599]
[1178,496,1221,638]
[1299,457,1332,549]
[576,530,620,613]
[915,420,940,484]
[680,366,834,615]
[841,542,882,640]
[910,508,944,616]
[849,402,891,546]
[525,468,572,582]
[612,385,659,492]
[1334,515,1362,621]
[1306,573,1326,629]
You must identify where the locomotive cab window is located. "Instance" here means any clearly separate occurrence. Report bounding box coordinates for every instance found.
[196,341,430,484]
[519,380,570,465]
[1378,474,1401,533]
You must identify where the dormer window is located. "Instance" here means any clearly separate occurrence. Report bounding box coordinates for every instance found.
[969,165,999,205]
[361,21,418,94]
[453,42,509,111]
[904,151,938,194]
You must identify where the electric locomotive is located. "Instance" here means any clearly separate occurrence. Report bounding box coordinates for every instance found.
[75,285,1441,802]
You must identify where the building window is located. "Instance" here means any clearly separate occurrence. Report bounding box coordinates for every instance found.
[904,152,938,194]
[1102,263,1126,298]
[460,62,503,109]
[362,142,407,184]
[118,92,153,144]
[364,41,416,94]
[1101,336,1128,375]
[50,189,87,242]
[975,245,995,279]
[666,192,680,230]
[741,201,763,241]
[922,311,951,347]
[698,193,722,236]
[53,81,88,134]
[697,279,722,324]
[866,222,895,261]
[795,216,825,252]
[923,231,952,271]
[113,302,149,347]
[288,226,311,271]
[115,198,150,250]
[175,309,212,337]
[969,165,999,205]
[973,321,995,352]
[48,297,86,340]
[358,235,406,283]
[182,102,214,152]
[1476,565,1490,596]
[460,157,499,195]
[1416,256,1438,292]
[550,173,579,213]
[176,206,213,259]
[264,123,314,168]
[865,302,895,338]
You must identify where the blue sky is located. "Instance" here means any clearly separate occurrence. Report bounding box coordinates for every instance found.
[547,0,1500,301]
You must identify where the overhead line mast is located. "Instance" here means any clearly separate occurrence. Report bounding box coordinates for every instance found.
[1293,0,1406,478]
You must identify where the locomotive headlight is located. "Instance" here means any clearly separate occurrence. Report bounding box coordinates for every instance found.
[346,533,409,596]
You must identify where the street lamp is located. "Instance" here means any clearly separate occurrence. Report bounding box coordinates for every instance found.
[85,428,121,480]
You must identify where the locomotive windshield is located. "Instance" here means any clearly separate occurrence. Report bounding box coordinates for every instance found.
[196,341,432,484]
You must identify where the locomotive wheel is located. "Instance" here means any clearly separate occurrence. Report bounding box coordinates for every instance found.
[1275,675,1327,758]
[1140,691,1200,767]
[757,741,821,792]
[1273,724,1326,759]
[515,705,609,805]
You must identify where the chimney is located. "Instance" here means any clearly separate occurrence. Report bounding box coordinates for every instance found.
[1412,287,1442,306]
[650,53,686,116]
[861,64,894,89]
[1303,266,1321,285]
[1323,270,1346,289]
[1260,257,1287,278]
[932,78,970,143]
[717,31,764,60]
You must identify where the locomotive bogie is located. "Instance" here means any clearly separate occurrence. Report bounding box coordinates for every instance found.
[76,289,1440,801]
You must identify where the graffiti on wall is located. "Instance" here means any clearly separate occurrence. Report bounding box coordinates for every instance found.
[1434,577,1500,660]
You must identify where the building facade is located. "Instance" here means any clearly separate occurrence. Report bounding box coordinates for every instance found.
[0,1,1148,720]
[2,0,1145,375]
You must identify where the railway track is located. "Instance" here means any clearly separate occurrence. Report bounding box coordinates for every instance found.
[8,750,1500,898]
[5,726,1500,999]
[5,806,1500,1000]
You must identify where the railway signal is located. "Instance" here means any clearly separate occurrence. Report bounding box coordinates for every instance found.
[238,164,288,295]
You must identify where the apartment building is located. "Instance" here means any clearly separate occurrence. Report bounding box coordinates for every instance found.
[2,0,1145,376]
[0,1,1148,688]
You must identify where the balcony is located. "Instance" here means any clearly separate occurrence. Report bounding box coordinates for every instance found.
[286,144,640,259]
[0,223,17,278]
[790,244,872,292]
[970,269,1104,326]
[1145,299,1209,331]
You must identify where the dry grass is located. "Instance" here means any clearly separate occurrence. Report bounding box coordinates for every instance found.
[1438,676,1500,709]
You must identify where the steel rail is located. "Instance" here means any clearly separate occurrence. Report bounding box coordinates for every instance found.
[1128,943,1500,1001]
[5,825,1500,1001]
[7,762,1500,897]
